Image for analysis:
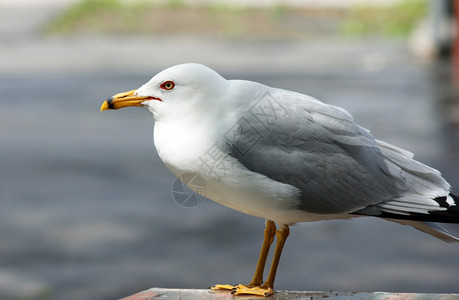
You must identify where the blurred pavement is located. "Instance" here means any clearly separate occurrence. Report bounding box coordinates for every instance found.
[1,1,459,300]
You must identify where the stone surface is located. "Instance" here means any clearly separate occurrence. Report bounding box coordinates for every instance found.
[121,288,459,300]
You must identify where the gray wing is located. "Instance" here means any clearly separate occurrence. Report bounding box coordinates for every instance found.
[224,88,450,215]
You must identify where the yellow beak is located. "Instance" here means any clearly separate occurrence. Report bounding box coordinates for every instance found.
[100,90,155,111]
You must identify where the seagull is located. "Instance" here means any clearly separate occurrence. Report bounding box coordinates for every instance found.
[101,63,459,296]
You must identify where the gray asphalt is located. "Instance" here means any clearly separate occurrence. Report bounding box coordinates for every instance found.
[1,3,459,300]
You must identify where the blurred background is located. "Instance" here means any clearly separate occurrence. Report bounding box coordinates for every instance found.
[1,0,459,299]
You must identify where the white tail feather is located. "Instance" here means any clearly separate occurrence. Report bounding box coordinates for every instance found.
[387,219,459,243]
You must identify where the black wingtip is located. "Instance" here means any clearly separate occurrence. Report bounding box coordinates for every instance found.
[433,196,451,208]
[353,194,459,224]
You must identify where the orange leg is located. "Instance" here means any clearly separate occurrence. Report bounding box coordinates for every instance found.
[210,220,276,292]
[233,224,290,296]
[259,224,290,292]
[247,220,276,286]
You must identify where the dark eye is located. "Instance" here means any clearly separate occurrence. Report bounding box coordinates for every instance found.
[160,81,175,90]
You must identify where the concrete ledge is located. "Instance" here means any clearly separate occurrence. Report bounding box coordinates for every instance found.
[121,288,459,299]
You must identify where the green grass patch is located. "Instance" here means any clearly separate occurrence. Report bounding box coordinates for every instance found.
[16,287,54,300]
[46,0,428,39]
[341,0,427,38]
[46,0,156,34]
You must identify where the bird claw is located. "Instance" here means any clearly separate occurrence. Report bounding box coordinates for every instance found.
[210,284,237,291]
[210,284,274,296]
[232,284,274,297]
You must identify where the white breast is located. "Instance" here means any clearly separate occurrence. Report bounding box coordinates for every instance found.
[154,118,329,224]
